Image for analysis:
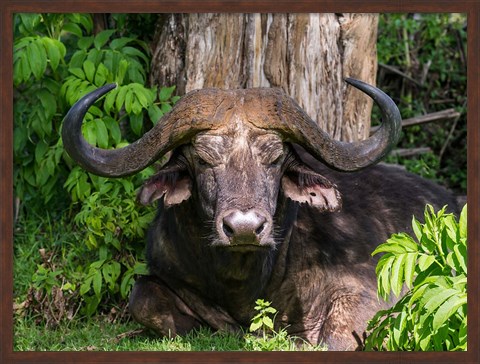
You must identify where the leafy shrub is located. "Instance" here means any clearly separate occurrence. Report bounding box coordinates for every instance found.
[364,204,467,351]
[13,13,178,319]
[376,14,467,193]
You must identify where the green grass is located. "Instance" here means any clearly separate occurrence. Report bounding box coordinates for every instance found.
[14,315,326,351]
[14,316,238,351]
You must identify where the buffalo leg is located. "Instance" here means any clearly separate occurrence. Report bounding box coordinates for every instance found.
[129,275,202,337]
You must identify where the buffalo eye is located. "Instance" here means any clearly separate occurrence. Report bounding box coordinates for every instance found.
[195,155,211,167]
[269,154,284,167]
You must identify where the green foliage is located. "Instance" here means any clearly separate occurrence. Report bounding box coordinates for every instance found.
[364,204,467,351]
[13,13,179,320]
[377,14,467,193]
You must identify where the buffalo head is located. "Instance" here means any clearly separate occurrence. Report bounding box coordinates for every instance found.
[62,79,401,250]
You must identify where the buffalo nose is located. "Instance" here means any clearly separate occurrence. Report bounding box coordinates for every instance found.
[222,210,268,243]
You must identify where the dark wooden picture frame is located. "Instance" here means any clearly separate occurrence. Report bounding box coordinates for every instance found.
[1,1,478,363]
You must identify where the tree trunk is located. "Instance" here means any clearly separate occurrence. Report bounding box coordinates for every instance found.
[149,13,378,142]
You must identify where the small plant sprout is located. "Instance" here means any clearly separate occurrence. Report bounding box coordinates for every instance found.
[249,299,277,336]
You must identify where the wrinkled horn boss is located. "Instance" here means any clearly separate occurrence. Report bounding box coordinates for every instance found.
[62,79,401,177]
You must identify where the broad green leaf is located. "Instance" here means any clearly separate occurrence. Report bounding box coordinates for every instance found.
[133,262,149,275]
[115,86,128,112]
[120,273,133,299]
[131,97,144,115]
[379,255,394,299]
[77,36,94,50]
[19,13,41,33]
[83,59,96,83]
[82,120,97,146]
[453,244,467,274]
[249,319,262,332]
[104,117,121,145]
[412,216,423,241]
[128,64,146,84]
[392,309,407,348]
[69,67,86,80]
[432,293,466,330]
[159,85,176,102]
[13,54,25,86]
[443,214,458,241]
[121,46,150,64]
[80,276,93,296]
[403,251,418,289]
[133,84,151,108]
[86,48,102,66]
[35,141,48,164]
[27,39,47,80]
[418,317,433,350]
[63,22,83,37]
[372,242,406,256]
[408,282,429,309]
[390,253,406,297]
[94,119,109,149]
[395,234,418,252]
[125,88,133,114]
[89,258,105,271]
[262,316,274,330]
[93,270,103,297]
[87,105,103,118]
[20,52,31,83]
[445,252,456,272]
[69,49,87,68]
[161,103,172,114]
[116,59,129,85]
[420,234,436,254]
[433,325,448,350]
[458,319,467,349]
[36,89,57,121]
[423,288,458,316]
[13,127,27,153]
[459,204,467,239]
[417,254,435,271]
[104,87,119,114]
[130,113,143,136]
[111,261,121,280]
[110,37,135,50]
[148,104,163,125]
[42,38,65,71]
[264,306,277,314]
[94,29,116,50]
[72,13,93,34]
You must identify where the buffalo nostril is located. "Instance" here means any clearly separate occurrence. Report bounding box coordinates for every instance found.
[223,223,235,238]
[255,222,266,236]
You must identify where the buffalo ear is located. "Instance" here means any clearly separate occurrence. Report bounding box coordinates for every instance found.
[138,166,192,207]
[281,165,341,212]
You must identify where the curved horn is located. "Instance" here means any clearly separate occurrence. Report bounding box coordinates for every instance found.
[268,78,401,171]
[62,84,222,177]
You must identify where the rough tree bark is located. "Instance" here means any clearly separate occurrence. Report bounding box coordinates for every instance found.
[149,13,378,142]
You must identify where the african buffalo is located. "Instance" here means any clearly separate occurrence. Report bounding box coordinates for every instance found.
[62,79,458,350]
